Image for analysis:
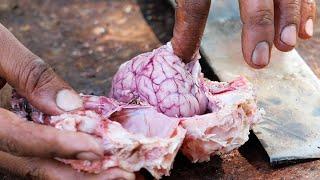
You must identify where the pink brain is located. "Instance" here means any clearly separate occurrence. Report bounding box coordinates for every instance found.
[110,43,208,117]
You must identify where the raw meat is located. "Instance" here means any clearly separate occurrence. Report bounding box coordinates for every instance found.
[180,77,261,162]
[11,93,186,179]
[11,42,262,177]
[110,42,262,162]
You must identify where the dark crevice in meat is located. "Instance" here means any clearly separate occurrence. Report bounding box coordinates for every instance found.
[198,53,220,81]
[11,90,33,121]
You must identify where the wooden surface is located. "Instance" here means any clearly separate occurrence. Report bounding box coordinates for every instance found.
[0,0,320,179]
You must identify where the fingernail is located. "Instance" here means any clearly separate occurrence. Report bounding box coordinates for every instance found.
[252,42,270,67]
[281,25,297,46]
[305,19,314,37]
[76,152,101,161]
[56,89,83,111]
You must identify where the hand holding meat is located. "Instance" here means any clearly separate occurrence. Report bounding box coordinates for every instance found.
[0,23,134,180]
[239,0,316,68]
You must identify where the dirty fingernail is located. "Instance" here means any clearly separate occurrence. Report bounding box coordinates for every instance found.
[252,42,270,67]
[56,89,83,111]
[281,25,297,46]
[76,152,101,161]
[305,19,313,37]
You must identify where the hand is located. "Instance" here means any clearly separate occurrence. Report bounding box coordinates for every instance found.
[0,23,134,179]
[239,0,316,68]
[0,151,135,180]
[0,22,102,159]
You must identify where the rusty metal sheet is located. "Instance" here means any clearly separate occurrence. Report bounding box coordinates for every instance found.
[199,0,320,165]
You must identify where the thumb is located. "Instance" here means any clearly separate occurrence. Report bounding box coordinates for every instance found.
[0,108,104,160]
[0,23,82,115]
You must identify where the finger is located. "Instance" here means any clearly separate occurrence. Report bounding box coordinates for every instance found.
[0,108,103,160]
[274,0,301,51]
[0,78,6,89]
[299,0,316,39]
[0,151,135,180]
[0,23,82,115]
[171,0,211,63]
[239,0,274,68]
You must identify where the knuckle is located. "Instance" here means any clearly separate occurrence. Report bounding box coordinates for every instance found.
[24,158,55,180]
[285,0,301,7]
[48,133,73,158]
[24,157,66,180]
[248,9,274,27]
[0,138,21,156]
[280,0,301,22]
[22,59,55,94]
